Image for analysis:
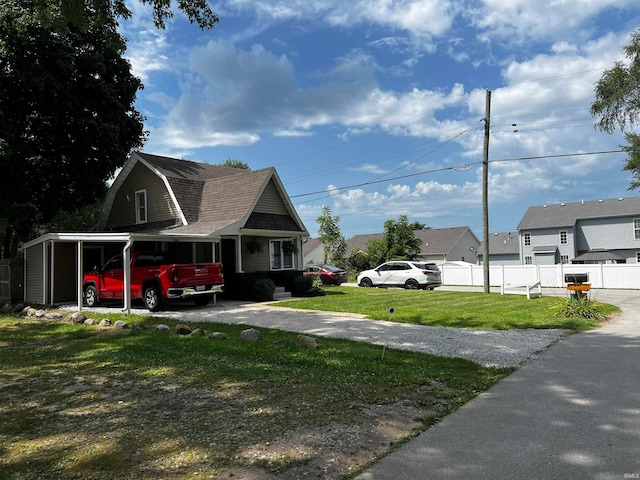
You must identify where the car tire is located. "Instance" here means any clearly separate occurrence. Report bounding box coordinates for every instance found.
[360,277,373,288]
[404,279,420,289]
[84,285,98,307]
[143,285,163,312]
[193,295,213,307]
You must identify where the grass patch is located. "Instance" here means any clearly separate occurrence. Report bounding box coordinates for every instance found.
[272,287,619,330]
[0,313,510,479]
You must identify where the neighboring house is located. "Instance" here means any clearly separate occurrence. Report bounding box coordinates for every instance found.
[23,152,309,305]
[517,196,640,265]
[303,238,324,264]
[476,232,520,265]
[345,227,480,265]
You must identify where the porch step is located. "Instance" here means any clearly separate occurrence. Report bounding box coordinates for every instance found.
[273,286,291,301]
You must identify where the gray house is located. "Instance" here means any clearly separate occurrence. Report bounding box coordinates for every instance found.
[23,152,309,306]
[476,232,520,265]
[346,226,480,264]
[517,197,640,265]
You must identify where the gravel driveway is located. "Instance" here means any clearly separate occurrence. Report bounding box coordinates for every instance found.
[80,298,568,368]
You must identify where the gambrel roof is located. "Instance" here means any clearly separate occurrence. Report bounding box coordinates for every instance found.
[517,197,640,230]
[97,152,308,237]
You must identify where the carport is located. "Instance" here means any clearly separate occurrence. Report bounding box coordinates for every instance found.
[22,232,221,313]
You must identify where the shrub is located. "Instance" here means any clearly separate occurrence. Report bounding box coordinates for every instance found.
[253,278,276,302]
[292,275,325,297]
[547,297,606,320]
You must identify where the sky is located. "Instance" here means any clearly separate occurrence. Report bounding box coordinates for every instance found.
[119,0,640,240]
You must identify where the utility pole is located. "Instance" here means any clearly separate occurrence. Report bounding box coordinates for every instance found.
[482,89,491,293]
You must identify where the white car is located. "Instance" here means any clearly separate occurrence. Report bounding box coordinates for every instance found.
[357,261,442,290]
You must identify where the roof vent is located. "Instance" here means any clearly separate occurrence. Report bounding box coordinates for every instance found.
[619,198,623,201]
[599,199,604,202]
[561,203,565,206]
[543,205,548,208]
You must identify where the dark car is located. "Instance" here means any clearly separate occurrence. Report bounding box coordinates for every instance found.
[303,264,349,285]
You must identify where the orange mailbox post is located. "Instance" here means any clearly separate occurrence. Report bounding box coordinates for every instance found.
[565,273,590,301]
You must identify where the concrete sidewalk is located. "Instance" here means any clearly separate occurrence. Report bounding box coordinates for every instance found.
[356,289,640,480]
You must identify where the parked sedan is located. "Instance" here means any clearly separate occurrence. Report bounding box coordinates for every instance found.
[357,261,441,290]
[303,264,349,285]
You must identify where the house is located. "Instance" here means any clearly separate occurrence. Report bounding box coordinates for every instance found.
[476,232,520,265]
[517,197,640,265]
[303,238,324,264]
[23,152,309,307]
[345,226,480,264]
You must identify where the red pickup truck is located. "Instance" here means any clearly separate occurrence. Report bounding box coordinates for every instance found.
[83,252,224,311]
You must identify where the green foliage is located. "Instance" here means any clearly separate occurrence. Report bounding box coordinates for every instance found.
[0,0,146,256]
[274,288,620,330]
[292,275,325,297]
[316,206,347,264]
[219,158,250,170]
[384,215,422,260]
[253,278,276,301]
[591,27,640,190]
[547,297,607,321]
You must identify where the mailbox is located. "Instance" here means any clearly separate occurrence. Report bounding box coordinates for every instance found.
[565,273,589,284]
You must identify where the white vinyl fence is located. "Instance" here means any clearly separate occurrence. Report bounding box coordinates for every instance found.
[441,263,640,290]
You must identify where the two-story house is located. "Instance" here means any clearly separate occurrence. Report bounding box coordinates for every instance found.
[476,232,520,265]
[23,152,309,306]
[517,197,640,265]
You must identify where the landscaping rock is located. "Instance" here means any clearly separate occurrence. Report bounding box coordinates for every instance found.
[174,324,192,335]
[11,303,25,313]
[70,312,86,324]
[154,324,171,332]
[113,320,129,329]
[84,319,99,325]
[296,335,321,350]
[44,312,63,320]
[34,310,45,318]
[240,328,262,341]
[208,331,228,340]
[22,307,34,316]
[189,328,205,337]
[99,318,112,327]
[131,322,148,331]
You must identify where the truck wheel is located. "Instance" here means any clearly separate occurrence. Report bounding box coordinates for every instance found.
[193,295,213,307]
[84,285,98,307]
[143,285,163,312]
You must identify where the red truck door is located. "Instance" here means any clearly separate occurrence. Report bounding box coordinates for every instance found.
[98,255,125,299]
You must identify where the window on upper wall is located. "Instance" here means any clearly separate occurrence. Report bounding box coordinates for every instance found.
[635,218,640,240]
[135,190,147,224]
[524,256,532,265]
[560,255,569,264]
[524,232,531,246]
[560,230,567,245]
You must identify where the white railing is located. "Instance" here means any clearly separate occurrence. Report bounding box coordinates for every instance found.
[441,263,640,290]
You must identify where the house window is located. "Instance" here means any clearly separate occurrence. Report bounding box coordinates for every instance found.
[270,240,295,270]
[560,255,569,264]
[135,190,147,224]
[636,252,640,263]
[560,230,567,245]
[524,256,532,265]
[524,232,531,246]
[635,219,640,240]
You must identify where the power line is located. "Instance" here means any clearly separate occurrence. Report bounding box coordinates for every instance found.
[290,149,624,199]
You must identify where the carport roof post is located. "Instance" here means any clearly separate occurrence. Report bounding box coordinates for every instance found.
[23,232,221,314]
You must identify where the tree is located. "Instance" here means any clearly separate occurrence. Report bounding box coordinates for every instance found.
[316,206,347,264]
[0,0,219,258]
[409,221,429,230]
[383,215,422,260]
[591,27,640,190]
[219,158,250,170]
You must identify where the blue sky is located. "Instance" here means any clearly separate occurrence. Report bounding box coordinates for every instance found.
[120,0,640,239]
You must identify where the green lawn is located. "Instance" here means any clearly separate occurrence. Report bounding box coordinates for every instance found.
[0,313,510,479]
[272,287,619,330]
